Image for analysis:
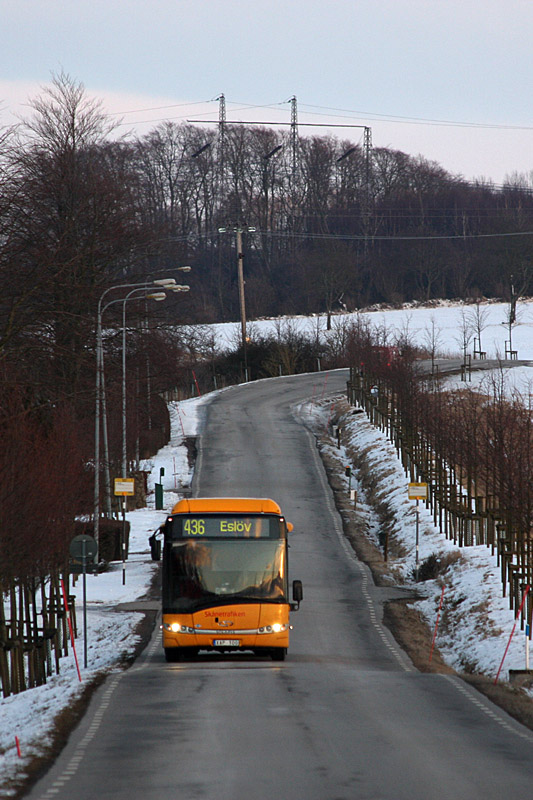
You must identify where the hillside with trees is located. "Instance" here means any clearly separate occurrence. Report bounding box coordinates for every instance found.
[131,114,533,320]
[1,73,533,643]
[3,74,533,341]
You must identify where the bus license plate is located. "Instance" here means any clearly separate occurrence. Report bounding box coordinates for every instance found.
[213,639,240,647]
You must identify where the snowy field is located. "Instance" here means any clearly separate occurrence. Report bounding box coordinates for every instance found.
[210,297,533,399]
[210,298,533,360]
[2,299,533,793]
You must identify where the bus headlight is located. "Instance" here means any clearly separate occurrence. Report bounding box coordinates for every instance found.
[258,623,288,634]
[163,622,194,633]
[162,622,182,633]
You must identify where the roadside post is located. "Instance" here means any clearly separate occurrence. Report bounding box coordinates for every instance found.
[155,467,165,510]
[345,465,352,495]
[114,478,135,585]
[69,534,97,668]
[408,482,428,581]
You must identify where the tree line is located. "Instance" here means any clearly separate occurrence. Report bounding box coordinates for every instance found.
[2,72,533,695]
[345,322,533,632]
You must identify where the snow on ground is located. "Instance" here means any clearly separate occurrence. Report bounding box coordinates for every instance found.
[141,394,213,505]
[0,395,215,794]
[301,396,532,680]
[207,298,533,363]
[442,364,533,402]
[0,505,166,794]
[2,300,533,792]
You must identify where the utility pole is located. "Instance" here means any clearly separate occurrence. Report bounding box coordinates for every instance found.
[218,223,256,381]
[236,228,247,368]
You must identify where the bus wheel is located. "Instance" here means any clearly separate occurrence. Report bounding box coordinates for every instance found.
[271,648,286,661]
[165,648,182,662]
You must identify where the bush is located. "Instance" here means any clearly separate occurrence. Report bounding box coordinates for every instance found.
[415,550,462,582]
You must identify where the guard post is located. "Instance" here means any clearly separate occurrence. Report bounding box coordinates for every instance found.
[345,465,352,494]
[155,467,165,510]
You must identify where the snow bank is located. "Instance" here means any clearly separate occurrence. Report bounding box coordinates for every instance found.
[304,396,531,681]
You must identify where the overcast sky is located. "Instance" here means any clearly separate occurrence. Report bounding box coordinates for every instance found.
[2,0,533,184]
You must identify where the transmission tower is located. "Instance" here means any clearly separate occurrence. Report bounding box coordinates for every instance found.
[362,125,373,248]
[218,92,226,136]
[289,95,299,178]
[363,126,373,198]
[216,93,227,205]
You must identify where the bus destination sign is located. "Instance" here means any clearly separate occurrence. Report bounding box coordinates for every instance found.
[173,515,279,539]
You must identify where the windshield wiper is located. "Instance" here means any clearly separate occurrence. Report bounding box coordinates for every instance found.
[227,593,286,603]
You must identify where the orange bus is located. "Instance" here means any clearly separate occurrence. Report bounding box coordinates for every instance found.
[150,497,303,662]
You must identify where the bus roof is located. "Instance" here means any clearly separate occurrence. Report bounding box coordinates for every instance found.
[170,497,283,516]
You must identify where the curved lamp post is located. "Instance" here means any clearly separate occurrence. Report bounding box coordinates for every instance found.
[94,276,189,546]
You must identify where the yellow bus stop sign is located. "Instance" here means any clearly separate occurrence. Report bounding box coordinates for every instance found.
[408,482,428,500]
[114,478,135,496]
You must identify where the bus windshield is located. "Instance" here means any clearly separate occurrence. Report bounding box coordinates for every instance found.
[164,539,287,612]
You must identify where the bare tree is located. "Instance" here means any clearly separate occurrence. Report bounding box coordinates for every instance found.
[455,308,473,362]
[468,301,490,358]
[5,72,145,401]
[393,312,416,355]
[423,315,444,375]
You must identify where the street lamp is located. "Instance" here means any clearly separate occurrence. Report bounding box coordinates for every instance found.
[144,292,167,301]
[94,276,188,546]
[153,266,192,282]
[118,288,167,482]
[191,143,211,159]
[264,145,283,160]
[122,287,191,476]
[336,146,357,163]
[95,285,161,530]
[97,287,168,587]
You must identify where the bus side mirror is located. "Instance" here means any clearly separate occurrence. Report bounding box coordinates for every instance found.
[149,533,161,561]
[287,522,294,533]
[291,579,303,610]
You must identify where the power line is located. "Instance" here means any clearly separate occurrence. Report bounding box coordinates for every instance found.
[187,118,370,129]
[298,103,533,132]
[105,93,533,133]
[122,226,533,247]
[249,228,533,242]
[106,99,210,117]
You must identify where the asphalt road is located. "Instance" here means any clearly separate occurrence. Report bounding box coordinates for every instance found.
[27,369,533,800]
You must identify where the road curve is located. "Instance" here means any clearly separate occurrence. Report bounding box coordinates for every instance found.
[26,369,533,800]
